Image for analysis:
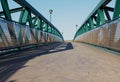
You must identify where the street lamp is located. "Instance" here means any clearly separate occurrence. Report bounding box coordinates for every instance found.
[49,9,53,23]
[76,24,78,31]
[62,32,63,35]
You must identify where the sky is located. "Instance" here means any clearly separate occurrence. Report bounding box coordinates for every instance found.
[27,0,101,40]
[0,0,115,40]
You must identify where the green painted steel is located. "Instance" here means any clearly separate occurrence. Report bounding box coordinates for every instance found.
[89,18,94,30]
[14,0,63,40]
[28,12,34,28]
[19,10,29,24]
[0,7,23,16]
[96,9,105,27]
[1,0,12,21]
[113,0,120,19]
[0,0,63,40]
[0,0,64,54]
[74,0,120,41]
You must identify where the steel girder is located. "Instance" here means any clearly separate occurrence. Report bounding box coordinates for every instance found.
[74,0,120,41]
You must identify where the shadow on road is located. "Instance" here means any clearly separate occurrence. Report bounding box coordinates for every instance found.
[0,42,73,82]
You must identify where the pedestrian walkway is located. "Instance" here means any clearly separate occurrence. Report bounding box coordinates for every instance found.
[1,43,120,82]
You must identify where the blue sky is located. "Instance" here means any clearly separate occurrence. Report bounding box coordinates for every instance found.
[27,0,102,40]
[1,0,115,40]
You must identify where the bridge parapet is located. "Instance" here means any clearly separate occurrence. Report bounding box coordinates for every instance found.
[74,0,120,51]
[75,18,120,51]
[74,0,120,41]
[0,0,64,54]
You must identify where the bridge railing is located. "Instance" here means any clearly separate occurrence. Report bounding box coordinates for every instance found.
[0,0,64,54]
[73,0,120,51]
[74,0,120,40]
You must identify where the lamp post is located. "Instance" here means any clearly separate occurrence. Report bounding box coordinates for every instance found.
[62,32,63,35]
[76,24,78,31]
[49,9,53,23]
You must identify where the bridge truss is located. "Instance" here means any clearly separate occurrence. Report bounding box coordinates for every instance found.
[74,0,120,51]
[0,0,64,54]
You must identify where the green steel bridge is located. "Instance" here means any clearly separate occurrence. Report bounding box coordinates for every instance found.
[0,0,120,82]
[74,0,120,51]
[0,0,64,55]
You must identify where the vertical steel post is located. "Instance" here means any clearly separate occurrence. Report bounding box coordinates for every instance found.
[19,10,28,24]
[89,18,94,30]
[1,0,12,21]
[113,0,120,19]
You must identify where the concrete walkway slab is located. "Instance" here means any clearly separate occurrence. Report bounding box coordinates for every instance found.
[1,43,120,82]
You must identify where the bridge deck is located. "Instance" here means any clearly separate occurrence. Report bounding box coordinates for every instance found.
[1,42,120,82]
